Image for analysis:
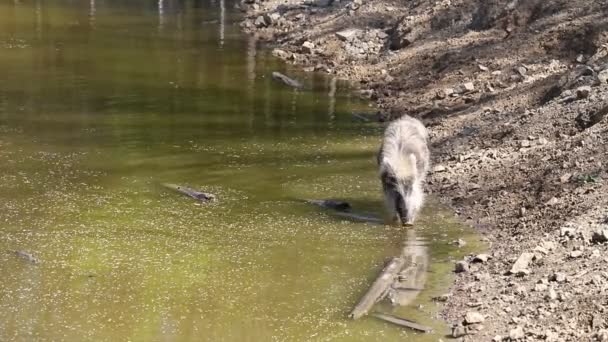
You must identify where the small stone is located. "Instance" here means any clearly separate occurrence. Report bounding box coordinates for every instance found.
[538,137,548,145]
[457,82,475,94]
[272,49,289,59]
[515,66,527,77]
[509,252,534,276]
[576,86,591,99]
[592,230,608,243]
[473,254,490,263]
[433,165,446,172]
[560,173,572,183]
[455,261,469,273]
[335,29,360,41]
[509,326,525,340]
[301,41,315,54]
[598,69,608,84]
[478,65,489,71]
[492,335,503,342]
[519,207,526,217]
[519,140,531,148]
[451,325,467,338]
[464,311,485,325]
[596,330,608,342]
[254,15,268,28]
[545,197,559,206]
[454,239,467,247]
[570,250,583,258]
[492,70,502,76]
[560,226,576,237]
[444,88,455,97]
[545,288,557,301]
[534,283,547,292]
[550,272,567,283]
[432,293,451,302]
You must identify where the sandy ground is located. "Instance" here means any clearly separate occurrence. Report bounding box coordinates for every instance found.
[239,0,608,340]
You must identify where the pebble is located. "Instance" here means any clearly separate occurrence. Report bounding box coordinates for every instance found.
[598,69,608,84]
[473,254,490,263]
[335,29,360,41]
[576,86,591,99]
[550,272,567,283]
[464,311,485,324]
[509,326,525,340]
[301,41,315,54]
[455,261,469,273]
[451,325,467,338]
[433,165,447,172]
[509,252,534,276]
[570,250,583,258]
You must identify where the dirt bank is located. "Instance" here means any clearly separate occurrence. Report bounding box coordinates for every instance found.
[239,0,608,340]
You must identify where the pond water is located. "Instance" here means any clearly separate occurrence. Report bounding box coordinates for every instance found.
[0,1,480,341]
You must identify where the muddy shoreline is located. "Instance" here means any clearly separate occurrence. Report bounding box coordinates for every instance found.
[238,0,608,340]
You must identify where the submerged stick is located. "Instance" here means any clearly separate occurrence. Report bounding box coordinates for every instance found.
[349,257,406,319]
[371,313,433,333]
[162,183,216,202]
[304,199,352,212]
[272,71,303,89]
[12,250,40,264]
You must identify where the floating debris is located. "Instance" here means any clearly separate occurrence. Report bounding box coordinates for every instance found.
[162,183,216,202]
[271,71,303,89]
[12,250,40,264]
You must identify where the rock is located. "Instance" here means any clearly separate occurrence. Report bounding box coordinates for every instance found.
[596,330,608,342]
[515,66,527,77]
[455,261,469,273]
[301,41,315,54]
[478,65,489,71]
[545,288,557,301]
[454,238,467,247]
[443,88,455,97]
[473,254,490,263]
[457,82,475,94]
[433,165,446,172]
[267,12,281,23]
[519,140,531,148]
[432,293,451,302]
[560,173,572,183]
[509,326,525,340]
[313,0,333,7]
[509,252,534,276]
[388,16,425,50]
[335,29,360,42]
[464,311,485,325]
[534,283,547,292]
[451,325,467,338]
[545,197,559,206]
[560,226,576,237]
[599,69,608,84]
[272,49,289,59]
[254,15,269,28]
[492,336,503,342]
[349,0,362,10]
[592,230,608,243]
[576,86,591,99]
[569,250,583,258]
[550,272,566,283]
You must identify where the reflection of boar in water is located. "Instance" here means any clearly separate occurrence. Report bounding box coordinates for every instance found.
[377,115,430,226]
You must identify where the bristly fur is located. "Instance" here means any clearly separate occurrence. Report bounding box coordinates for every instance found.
[377,115,430,225]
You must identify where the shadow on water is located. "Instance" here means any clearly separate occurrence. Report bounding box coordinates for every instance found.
[0,1,482,341]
